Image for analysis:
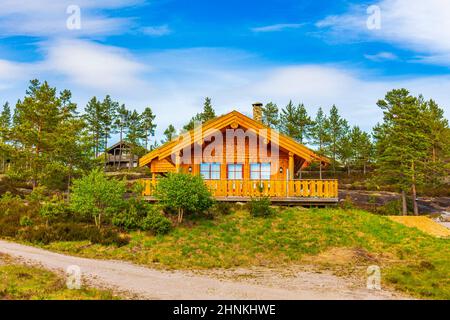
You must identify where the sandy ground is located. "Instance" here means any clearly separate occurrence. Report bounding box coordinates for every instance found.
[0,240,408,300]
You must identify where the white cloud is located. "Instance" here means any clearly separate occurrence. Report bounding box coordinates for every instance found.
[0,45,449,141]
[251,23,304,33]
[364,52,398,62]
[43,39,149,94]
[317,0,450,65]
[0,0,144,37]
[141,25,172,36]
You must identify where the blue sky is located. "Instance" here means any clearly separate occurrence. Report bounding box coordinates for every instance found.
[0,0,449,142]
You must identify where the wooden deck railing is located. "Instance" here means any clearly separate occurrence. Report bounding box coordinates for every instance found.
[141,179,338,199]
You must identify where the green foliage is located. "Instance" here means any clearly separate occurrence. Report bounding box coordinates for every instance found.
[247,197,276,217]
[211,202,234,216]
[325,105,349,172]
[19,215,33,227]
[183,97,216,131]
[8,80,92,190]
[141,207,172,235]
[70,169,126,228]
[154,173,214,223]
[141,107,157,150]
[261,102,279,128]
[18,223,129,246]
[39,196,69,225]
[162,124,177,144]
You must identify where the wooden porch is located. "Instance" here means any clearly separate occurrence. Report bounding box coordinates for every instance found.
[141,179,339,205]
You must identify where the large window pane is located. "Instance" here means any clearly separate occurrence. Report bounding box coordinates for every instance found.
[200,163,221,180]
[250,162,271,180]
[228,164,243,180]
[261,163,271,180]
[211,163,221,180]
[200,163,210,179]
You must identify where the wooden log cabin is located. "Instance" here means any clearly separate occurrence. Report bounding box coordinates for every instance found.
[139,103,338,204]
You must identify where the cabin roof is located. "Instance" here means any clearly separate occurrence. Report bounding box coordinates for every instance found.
[106,140,132,154]
[139,110,329,167]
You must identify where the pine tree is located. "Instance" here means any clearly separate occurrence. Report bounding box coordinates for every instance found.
[201,97,215,121]
[279,100,301,141]
[11,79,89,189]
[0,102,11,141]
[349,126,373,175]
[325,105,349,173]
[100,95,118,165]
[261,102,279,128]
[422,98,450,187]
[310,108,330,179]
[374,89,430,215]
[0,102,12,172]
[162,124,177,143]
[84,97,103,157]
[297,103,314,144]
[184,97,216,131]
[126,110,146,167]
[141,107,157,150]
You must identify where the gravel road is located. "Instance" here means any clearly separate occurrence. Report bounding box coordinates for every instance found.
[0,240,407,300]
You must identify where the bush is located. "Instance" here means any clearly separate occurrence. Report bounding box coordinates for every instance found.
[18,223,129,246]
[210,202,234,216]
[0,192,40,237]
[39,196,70,225]
[247,197,276,217]
[154,173,214,223]
[112,200,172,235]
[70,169,126,228]
[19,215,33,227]
[141,207,172,235]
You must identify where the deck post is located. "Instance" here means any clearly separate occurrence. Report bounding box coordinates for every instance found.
[175,152,181,172]
[288,152,294,180]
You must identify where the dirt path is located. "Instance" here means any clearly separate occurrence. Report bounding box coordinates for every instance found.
[0,240,407,300]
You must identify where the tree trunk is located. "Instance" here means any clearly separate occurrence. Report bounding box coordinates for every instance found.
[119,128,123,170]
[177,208,184,224]
[411,161,419,216]
[401,190,407,216]
[412,183,419,216]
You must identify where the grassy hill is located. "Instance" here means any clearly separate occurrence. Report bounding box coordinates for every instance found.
[43,207,449,299]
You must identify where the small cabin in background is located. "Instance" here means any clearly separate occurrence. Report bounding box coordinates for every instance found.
[104,141,139,169]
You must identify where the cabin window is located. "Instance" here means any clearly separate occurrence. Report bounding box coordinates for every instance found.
[250,163,271,180]
[200,163,221,180]
[227,164,243,180]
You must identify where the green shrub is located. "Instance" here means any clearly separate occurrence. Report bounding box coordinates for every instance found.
[141,207,172,235]
[18,223,129,246]
[154,173,214,223]
[0,192,40,237]
[210,202,234,216]
[70,169,126,228]
[112,205,142,230]
[247,197,275,217]
[19,215,33,227]
[39,196,70,225]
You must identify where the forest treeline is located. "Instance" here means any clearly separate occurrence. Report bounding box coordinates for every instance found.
[0,80,449,214]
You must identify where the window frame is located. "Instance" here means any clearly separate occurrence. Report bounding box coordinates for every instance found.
[227,163,243,180]
[250,162,271,180]
[200,162,221,180]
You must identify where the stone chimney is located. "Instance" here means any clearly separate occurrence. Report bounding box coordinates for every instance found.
[252,102,263,122]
